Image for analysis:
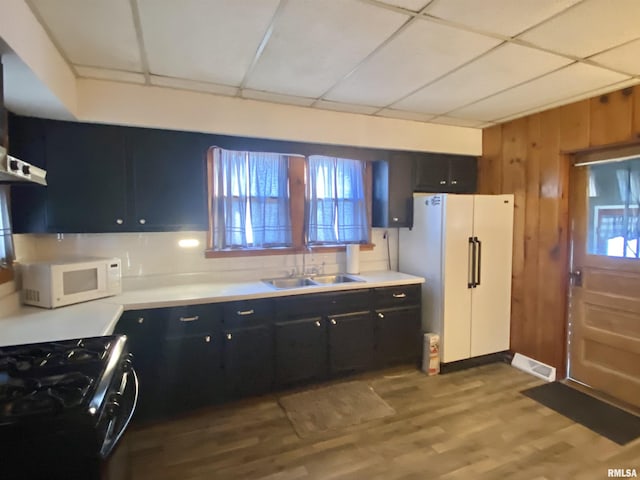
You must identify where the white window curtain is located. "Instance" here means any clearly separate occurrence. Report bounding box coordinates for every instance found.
[0,186,14,268]
[307,156,369,245]
[211,148,291,249]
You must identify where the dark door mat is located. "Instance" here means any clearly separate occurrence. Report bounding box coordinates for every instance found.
[521,382,640,445]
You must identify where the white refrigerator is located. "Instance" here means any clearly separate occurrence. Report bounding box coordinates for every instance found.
[399,194,514,363]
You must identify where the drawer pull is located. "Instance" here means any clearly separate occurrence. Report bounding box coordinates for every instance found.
[237,309,254,316]
[179,315,200,322]
[315,320,321,327]
[330,318,337,325]
[439,180,446,185]
[204,335,211,343]
[137,317,144,324]
[392,293,406,298]
[378,313,384,319]
[226,333,232,340]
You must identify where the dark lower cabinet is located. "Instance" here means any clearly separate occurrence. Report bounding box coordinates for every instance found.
[327,311,375,376]
[375,307,421,367]
[274,316,327,387]
[113,310,164,421]
[115,283,422,421]
[161,333,223,414]
[223,325,273,398]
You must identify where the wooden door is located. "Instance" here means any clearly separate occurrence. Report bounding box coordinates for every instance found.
[568,161,640,408]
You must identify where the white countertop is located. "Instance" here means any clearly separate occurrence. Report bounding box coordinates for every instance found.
[0,270,423,347]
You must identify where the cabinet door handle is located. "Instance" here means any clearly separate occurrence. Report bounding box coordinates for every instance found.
[204,335,211,343]
[392,293,406,298]
[139,218,146,225]
[237,309,254,316]
[451,180,457,185]
[315,320,321,327]
[378,312,384,318]
[116,219,123,225]
[179,315,200,322]
[226,333,232,340]
[392,217,399,222]
[137,317,144,324]
[439,180,446,185]
[330,318,337,325]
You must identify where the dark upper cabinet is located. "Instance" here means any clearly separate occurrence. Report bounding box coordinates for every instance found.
[415,154,477,193]
[45,120,128,232]
[372,152,415,228]
[126,128,209,231]
[8,115,48,233]
[9,116,209,233]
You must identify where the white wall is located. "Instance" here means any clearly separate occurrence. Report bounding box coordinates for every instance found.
[76,79,482,155]
[13,228,399,291]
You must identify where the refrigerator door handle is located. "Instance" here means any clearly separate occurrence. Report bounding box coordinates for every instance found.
[475,237,482,287]
[468,236,476,288]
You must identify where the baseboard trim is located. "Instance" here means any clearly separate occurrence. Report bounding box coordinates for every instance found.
[440,351,511,374]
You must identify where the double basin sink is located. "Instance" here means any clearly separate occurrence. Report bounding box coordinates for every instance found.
[262,274,364,290]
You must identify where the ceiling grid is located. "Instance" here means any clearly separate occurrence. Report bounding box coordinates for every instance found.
[21,0,640,127]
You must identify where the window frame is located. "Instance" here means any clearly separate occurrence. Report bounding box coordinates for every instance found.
[205,149,373,258]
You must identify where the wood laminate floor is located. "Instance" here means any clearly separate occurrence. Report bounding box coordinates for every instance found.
[128,363,640,480]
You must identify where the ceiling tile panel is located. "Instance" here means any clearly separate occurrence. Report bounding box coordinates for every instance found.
[519,0,640,58]
[451,63,630,121]
[429,116,486,128]
[245,0,409,98]
[151,76,239,96]
[377,0,431,12]
[590,39,640,75]
[425,0,582,37]
[376,109,435,122]
[138,0,280,85]
[313,100,379,115]
[325,20,501,107]
[496,78,640,123]
[242,90,315,107]
[29,0,141,71]
[75,66,146,84]
[393,43,572,114]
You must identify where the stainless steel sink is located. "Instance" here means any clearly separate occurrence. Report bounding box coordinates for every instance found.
[309,274,363,284]
[262,273,364,289]
[262,277,317,289]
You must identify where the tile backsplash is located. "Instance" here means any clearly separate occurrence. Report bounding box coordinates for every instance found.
[13,228,399,290]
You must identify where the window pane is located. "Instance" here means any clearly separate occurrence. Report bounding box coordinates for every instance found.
[307,156,369,245]
[587,158,640,258]
[210,148,292,250]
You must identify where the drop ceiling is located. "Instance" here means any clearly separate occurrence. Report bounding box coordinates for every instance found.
[22,0,640,128]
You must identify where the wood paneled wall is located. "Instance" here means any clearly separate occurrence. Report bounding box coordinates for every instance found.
[478,85,640,374]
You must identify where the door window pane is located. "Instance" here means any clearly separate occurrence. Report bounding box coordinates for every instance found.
[587,158,640,258]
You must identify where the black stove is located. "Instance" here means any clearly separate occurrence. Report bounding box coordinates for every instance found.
[0,335,138,480]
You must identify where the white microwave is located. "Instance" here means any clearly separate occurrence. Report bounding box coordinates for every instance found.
[22,257,122,308]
